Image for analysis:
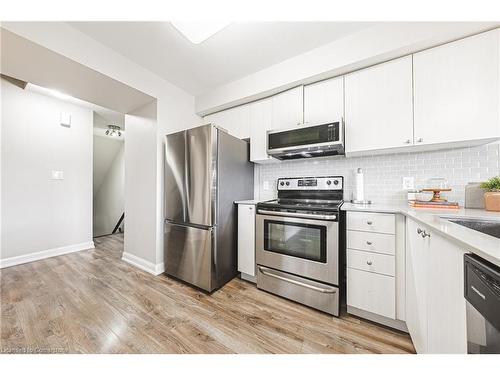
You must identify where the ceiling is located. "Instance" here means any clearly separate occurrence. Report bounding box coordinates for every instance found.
[1,28,154,114]
[68,22,377,96]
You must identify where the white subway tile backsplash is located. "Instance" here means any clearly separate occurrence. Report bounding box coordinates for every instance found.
[255,142,500,206]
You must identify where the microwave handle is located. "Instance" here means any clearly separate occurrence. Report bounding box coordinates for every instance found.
[257,209,337,221]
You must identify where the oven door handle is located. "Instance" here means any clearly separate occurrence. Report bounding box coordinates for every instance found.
[258,266,337,294]
[257,209,336,221]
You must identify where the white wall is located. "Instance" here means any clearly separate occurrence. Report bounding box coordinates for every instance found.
[93,137,124,237]
[1,78,93,262]
[2,22,202,272]
[196,23,499,114]
[124,100,159,268]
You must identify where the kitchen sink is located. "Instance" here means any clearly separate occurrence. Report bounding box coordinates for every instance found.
[446,217,500,239]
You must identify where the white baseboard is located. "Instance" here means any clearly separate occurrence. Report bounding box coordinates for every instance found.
[122,252,164,276]
[0,241,95,269]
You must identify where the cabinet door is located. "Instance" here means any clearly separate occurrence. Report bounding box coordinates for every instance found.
[249,98,277,163]
[237,204,256,276]
[413,29,500,145]
[345,56,414,153]
[427,232,467,353]
[405,219,429,354]
[304,76,344,126]
[347,268,396,318]
[204,104,251,139]
[271,86,303,129]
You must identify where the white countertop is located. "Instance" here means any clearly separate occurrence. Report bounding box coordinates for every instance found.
[341,202,500,267]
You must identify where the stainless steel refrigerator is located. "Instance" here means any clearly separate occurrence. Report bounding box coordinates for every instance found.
[164,124,254,292]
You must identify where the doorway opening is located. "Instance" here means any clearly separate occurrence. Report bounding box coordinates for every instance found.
[92,110,125,239]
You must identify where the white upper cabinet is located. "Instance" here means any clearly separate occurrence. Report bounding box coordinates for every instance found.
[345,56,414,154]
[413,29,500,145]
[271,86,304,129]
[304,76,344,126]
[204,104,251,139]
[249,98,277,163]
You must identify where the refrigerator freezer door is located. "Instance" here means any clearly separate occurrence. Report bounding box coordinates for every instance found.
[165,124,216,226]
[164,221,214,291]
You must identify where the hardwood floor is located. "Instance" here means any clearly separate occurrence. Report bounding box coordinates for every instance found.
[1,234,415,354]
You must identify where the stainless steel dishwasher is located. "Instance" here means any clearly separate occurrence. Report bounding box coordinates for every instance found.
[464,253,500,354]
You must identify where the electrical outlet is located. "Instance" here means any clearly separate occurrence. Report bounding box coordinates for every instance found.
[402,176,414,190]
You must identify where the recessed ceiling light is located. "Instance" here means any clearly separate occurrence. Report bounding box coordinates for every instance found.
[171,21,230,44]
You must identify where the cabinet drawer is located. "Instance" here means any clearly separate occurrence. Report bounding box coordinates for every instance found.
[347,230,395,255]
[347,249,395,276]
[347,212,395,234]
[347,268,396,319]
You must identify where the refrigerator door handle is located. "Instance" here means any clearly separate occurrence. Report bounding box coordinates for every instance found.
[165,219,213,231]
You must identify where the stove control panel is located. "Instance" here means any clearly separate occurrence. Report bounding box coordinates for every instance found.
[277,176,343,191]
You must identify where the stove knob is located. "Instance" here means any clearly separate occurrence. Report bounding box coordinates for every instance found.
[333,180,339,185]
[326,180,332,185]
[280,181,284,186]
[285,181,290,186]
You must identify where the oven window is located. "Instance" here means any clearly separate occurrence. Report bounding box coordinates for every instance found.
[263,220,326,263]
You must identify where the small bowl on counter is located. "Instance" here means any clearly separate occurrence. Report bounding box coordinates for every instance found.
[415,192,434,202]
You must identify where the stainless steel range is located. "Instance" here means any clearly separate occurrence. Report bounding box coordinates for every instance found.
[256,176,344,316]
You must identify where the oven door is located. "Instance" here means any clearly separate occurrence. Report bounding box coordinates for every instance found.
[256,212,339,285]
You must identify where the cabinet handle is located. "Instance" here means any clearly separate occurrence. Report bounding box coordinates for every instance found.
[366,241,373,245]
[405,139,411,144]
[416,138,424,143]
[367,221,373,225]
[421,230,431,238]
[417,228,423,235]
[248,207,253,210]
[366,261,373,266]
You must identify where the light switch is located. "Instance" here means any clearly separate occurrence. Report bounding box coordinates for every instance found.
[60,112,71,127]
[263,181,269,190]
[51,170,64,180]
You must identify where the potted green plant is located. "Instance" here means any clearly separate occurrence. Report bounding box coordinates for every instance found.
[480,176,500,212]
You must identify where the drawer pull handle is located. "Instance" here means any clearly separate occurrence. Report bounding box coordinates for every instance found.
[417,228,423,234]
[366,261,373,266]
[366,241,373,245]
[367,221,373,225]
[258,266,337,294]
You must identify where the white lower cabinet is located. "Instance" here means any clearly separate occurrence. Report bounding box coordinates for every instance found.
[406,218,467,353]
[406,219,429,353]
[348,268,396,318]
[237,203,256,278]
[346,212,406,330]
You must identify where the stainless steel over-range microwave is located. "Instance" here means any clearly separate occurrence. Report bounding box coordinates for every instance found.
[267,121,344,160]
